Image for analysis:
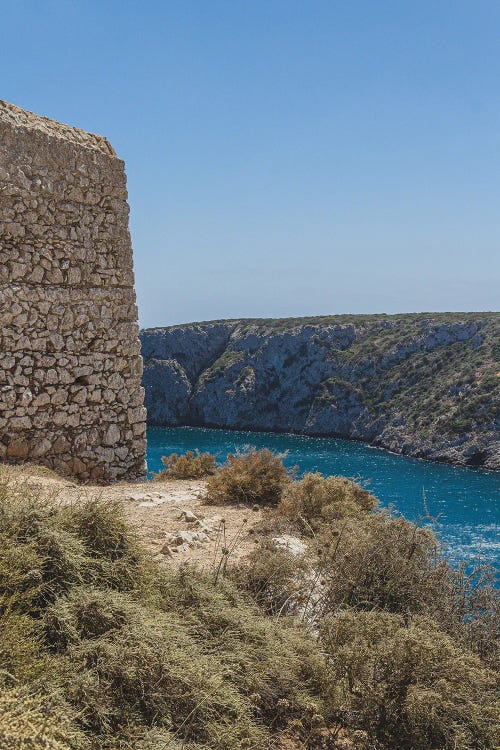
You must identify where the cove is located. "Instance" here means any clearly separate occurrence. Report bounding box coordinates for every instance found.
[147,427,499,569]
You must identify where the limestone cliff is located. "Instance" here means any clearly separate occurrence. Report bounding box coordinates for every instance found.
[141,313,499,469]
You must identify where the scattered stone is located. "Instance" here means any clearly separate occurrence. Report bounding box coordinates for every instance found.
[272,535,307,557]
[172,530,209,548]
[178,509,200,523]
[126,491,172,507]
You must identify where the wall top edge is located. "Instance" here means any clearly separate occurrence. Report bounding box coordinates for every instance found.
[0,100,117,158]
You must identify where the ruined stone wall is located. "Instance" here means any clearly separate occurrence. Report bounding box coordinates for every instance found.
[0,101,146,481]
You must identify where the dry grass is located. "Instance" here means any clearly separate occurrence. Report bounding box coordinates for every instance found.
[204,447,291,506]
[278,472,376,534]
[0,470,333,749]
[0,687,85,750]
[1,460,498,750]
[153,450,217,480]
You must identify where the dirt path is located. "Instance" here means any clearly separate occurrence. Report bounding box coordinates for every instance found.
[2,464,265,569]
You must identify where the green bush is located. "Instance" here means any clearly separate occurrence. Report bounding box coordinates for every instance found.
[0,472,333,749]
[231,540,311,616]
[153,450,217,480]
[278,472,376,534]
[320,610,499,749]
[204,447,291,506]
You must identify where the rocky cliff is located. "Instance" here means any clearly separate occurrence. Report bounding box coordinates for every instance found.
[141,313,499,469]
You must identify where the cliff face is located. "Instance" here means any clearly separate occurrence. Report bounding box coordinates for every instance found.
[141,313,500,469]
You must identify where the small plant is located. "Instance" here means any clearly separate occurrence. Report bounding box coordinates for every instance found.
[210,517,251,583]
[278,472,376,535]
[153,450,217,480]
[204,447,291,506]
[317,514,451,617]
[231,540,311,616]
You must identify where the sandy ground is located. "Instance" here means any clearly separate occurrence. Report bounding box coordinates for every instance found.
[1,463,266,570]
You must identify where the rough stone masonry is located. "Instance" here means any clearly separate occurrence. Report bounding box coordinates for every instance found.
[0,101,146,481]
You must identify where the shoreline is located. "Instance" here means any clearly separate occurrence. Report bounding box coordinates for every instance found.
[146,423,500,474]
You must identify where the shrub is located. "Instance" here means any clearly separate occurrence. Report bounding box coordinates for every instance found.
[231,540,311,616]
[0,687,84,750]
[232,472,499,670]
[2,468,498,750]
[42,573,332,748]
[0,478,146,613]
[0,476,87,611]
[63,496,146,592]
[317,514,453,617]
[320,610,500,749]
[289,503,500,668]
[459,574,499,669]
[0,612,46,686]
[153,450,217,480]
[204,447,291,506]
[278,472,376,535]
[44,586,135,650]
[0,472,334,749]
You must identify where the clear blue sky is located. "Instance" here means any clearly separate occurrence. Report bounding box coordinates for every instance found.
[2,1,499,326]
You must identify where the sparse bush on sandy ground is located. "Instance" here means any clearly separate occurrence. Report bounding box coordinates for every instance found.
[153,450,217,480]
[231,457,499,748]
[1,463,498,750]
[204,447,292,506]
[278,472,376,534]
[0,470,335,749]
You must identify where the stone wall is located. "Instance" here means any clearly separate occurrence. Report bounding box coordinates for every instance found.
[0,101,146,481]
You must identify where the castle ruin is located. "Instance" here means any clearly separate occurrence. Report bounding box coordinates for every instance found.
[0,101,146,481]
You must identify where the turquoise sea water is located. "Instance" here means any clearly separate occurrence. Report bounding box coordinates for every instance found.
[147,427,499,569]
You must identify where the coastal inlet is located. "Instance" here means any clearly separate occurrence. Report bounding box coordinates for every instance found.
[147,426,500,569]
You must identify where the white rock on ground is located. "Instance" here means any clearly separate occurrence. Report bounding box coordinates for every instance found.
[272,535,307,557]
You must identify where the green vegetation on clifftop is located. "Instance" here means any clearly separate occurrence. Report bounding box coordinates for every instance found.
[141,312,500,469]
